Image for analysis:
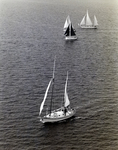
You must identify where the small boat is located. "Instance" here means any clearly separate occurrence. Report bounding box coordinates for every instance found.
[79,10,98,29]
[39,58,76,123]
[64,23,77,41]
[63,15,76,32]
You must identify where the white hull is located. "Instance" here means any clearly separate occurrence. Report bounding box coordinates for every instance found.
[65,36,77,41]
[40,108,76,123]
[80,25,97,29]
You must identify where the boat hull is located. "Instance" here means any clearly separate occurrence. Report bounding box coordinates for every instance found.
[79,25,97,29]
[65,36,77,41]
[40,108,76,123]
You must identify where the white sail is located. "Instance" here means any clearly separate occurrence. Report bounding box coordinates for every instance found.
[64,19,68,29]
[94,15,98,26]
[79,10,98,28]
[39,78,52,116]
[80,16,85,26]
[86,10,93,26]
[64,16,71,29]
[64,72,70,107]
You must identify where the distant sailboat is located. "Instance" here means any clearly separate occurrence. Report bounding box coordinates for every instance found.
[63,15,76,32]
[39,57,76,123]
[64,23,77,40]
[79,10,98,29]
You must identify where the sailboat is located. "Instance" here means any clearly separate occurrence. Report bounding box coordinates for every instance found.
[63,16,76,32]
[64,23,77,40]
[39,58,76,123]
[79,10,98,29]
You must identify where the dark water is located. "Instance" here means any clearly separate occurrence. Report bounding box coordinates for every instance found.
[1,0,118,149]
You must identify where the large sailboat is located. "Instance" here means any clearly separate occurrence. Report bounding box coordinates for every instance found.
[64,23,77,40]
[79,10,98,29]
[39,58,76,123]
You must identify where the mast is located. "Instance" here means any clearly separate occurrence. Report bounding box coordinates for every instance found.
[50,56,56,114]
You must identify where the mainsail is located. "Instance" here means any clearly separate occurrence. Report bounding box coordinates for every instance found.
[39,78,52,116]
[86,10,92,26]
[50,56,56,114]
[64,72,70,107]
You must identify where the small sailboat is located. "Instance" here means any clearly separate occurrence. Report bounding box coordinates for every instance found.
[79,10,98,29]
[64,23,77,41]
[63,16,76,32]
[39,58,76,123]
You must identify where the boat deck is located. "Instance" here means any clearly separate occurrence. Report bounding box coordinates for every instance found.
[45,108,73,118]
[40,108,76,123]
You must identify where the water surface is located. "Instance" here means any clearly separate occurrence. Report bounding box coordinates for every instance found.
[0,0,118,149]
